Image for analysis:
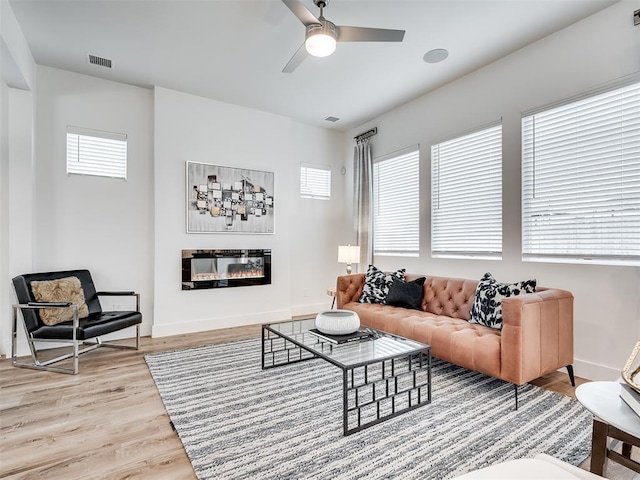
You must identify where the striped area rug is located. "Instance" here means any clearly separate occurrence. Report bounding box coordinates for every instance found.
[145,338,592,479]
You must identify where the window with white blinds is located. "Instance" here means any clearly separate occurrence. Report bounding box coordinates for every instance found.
[66,126,127,179]
[431,124,502,258]
[522,81,640,265]
[300,164,331,199]
[372,147,419,257]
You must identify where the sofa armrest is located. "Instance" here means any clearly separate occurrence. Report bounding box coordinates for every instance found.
[336,274,365,309]
[500,288,574,385]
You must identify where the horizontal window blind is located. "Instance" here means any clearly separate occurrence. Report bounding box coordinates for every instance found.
[431,124,502,257]
[66,126,127,179]
[300,164,331,200]
[522,81,640,264]
[373,148,419,257]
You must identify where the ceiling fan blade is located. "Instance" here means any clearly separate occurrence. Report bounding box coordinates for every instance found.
[337,26,405,43]
[282,43,309,73]
[281,0,319,27]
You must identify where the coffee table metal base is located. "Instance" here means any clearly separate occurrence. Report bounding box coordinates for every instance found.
[261,325,431,436]
[341,351,431,435]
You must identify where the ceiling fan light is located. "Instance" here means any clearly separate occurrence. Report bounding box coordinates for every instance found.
[305,22,337,57]
[306,34,336,57]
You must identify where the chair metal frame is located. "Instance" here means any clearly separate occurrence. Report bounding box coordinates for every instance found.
[11,292,141,375]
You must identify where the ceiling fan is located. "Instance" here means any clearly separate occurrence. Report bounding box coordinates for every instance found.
[281,0,405,73]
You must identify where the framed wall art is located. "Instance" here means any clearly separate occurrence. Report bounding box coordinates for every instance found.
[186,161,274,234]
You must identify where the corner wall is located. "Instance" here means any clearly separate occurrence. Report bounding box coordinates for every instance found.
[0,79,9,356]
[32,66,154,337]
[0,0,37,356]
[346,1,640,381]
[152,87,345,336]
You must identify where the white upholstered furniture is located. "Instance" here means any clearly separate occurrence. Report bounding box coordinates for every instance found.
[453,454,604,479]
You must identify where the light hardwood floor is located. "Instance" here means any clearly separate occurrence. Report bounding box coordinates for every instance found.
[0,325,632,479]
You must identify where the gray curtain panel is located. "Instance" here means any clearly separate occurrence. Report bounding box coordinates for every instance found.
[353,138,373,268]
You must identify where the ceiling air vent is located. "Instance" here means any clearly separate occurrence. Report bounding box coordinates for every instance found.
[87,54,113,69]
[324,116,340,123]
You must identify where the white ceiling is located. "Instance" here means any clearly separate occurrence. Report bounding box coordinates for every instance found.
[9,0,619,131]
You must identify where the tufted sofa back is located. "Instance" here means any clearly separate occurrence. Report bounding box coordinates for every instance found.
[404,274,478,320]
[337,272,478,321]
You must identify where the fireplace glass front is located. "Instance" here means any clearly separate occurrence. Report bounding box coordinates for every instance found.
[182,249,271,290]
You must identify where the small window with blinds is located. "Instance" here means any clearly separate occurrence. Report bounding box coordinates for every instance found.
[66,126,127,179]
[372,147,419,257]
[431,123,502,258]
[522,80,640,265]
[300,164,331,199]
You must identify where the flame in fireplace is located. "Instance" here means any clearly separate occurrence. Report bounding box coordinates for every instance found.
[192,268,265,282]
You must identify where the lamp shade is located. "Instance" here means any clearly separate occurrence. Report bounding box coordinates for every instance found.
[338,245,360,264]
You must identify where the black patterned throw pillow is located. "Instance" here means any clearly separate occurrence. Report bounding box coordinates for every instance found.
[469,272,536,330]
[385,277,426,310]
[359,265,406,304]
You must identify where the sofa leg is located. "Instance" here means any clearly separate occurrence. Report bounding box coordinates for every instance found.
[566,365,576,387]
[514,384,518,411]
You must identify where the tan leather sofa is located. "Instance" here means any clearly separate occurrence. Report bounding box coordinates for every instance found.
[336,273,575,398]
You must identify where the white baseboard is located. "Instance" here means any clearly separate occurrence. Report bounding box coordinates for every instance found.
[573,357,622,382]
[151,308,292,337]
[0,340,10,358]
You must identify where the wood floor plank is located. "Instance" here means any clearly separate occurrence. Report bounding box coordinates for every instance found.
[0,324,596,479]
[0,326,259,479]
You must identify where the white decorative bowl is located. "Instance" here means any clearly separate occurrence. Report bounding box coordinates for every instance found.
[315,310,360,335]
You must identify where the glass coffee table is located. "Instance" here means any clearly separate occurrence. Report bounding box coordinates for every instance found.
[262,318,431,436]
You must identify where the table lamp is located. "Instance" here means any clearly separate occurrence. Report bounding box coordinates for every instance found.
[338,244,360,274]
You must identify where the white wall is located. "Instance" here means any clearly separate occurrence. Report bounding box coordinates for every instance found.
[346,1,640,381]
[5,88,35,353]
[32,66,154,337]
[0,0,37,356]
[1,0,36,91]
[153,87,344,336]
[0,79,9,356]
[5,65,346,352]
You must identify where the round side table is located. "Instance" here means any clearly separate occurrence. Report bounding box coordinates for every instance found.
[327,287,337,309]
[575,381,640,476]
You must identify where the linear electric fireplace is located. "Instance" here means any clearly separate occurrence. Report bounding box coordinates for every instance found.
[182,249,271,290]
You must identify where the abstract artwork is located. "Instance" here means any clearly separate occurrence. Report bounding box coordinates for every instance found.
[186,161,274,233]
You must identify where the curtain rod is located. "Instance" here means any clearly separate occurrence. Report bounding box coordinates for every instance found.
[354,127,377,143]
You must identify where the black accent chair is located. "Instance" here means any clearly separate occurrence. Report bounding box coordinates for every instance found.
[12,269,142,374]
